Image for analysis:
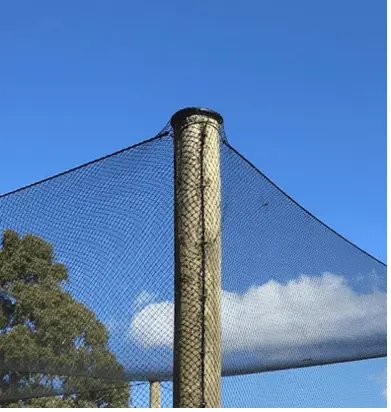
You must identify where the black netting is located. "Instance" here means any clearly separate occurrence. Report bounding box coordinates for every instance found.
[0,115,386,407]
[219,142,386,376]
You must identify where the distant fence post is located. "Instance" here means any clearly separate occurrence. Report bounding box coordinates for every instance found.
[171,107,223,408]
[149,381,161,408]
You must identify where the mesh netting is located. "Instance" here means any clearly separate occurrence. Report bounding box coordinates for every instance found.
[0,115,386,407]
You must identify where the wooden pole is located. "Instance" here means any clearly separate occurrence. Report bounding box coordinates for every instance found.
[149,381,161,408]
[171,108,223,408]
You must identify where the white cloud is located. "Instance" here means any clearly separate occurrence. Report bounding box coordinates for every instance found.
[381,369,387,400]
[131,301,173,347]
[130,273,386,357]
[383,387,387,399]
[370,367,387,400]
[134,290,157,309]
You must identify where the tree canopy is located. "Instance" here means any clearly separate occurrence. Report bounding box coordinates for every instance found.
[0,229,130,407]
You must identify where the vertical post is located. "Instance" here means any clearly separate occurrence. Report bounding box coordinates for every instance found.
[171,107,223,408]
[149,381,161,408]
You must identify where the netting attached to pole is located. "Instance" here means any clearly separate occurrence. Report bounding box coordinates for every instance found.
[0,109,386,407]
[172,108,223,408]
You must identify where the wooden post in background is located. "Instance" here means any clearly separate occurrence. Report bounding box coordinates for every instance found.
[149,381,161,408]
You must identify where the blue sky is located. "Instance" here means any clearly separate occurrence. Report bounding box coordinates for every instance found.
[0,0,386,407]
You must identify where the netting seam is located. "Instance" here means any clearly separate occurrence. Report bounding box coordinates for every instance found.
[172,123,180,407]
[0,382,130,403]
[220,352,387,378]
[0,366,127,382]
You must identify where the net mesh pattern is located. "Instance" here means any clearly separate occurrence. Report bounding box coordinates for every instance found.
[0,118,386,407]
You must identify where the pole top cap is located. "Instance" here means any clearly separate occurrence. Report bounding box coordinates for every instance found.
[170,107,223,128]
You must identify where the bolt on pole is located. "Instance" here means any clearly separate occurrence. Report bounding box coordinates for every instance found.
[171,107,223,408]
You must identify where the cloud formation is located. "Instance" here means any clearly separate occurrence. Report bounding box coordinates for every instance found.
[130,273,386,358]
[134,290,157,310]
[127,273,386,378]
[370,367,387,400]
[381,369,387,400]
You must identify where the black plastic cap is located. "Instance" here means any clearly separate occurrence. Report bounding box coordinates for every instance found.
[170,107,223,128]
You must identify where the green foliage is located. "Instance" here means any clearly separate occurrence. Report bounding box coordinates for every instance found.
[0,230,130,407]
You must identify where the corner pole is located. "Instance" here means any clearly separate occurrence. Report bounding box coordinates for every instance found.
[171,107,223,408]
